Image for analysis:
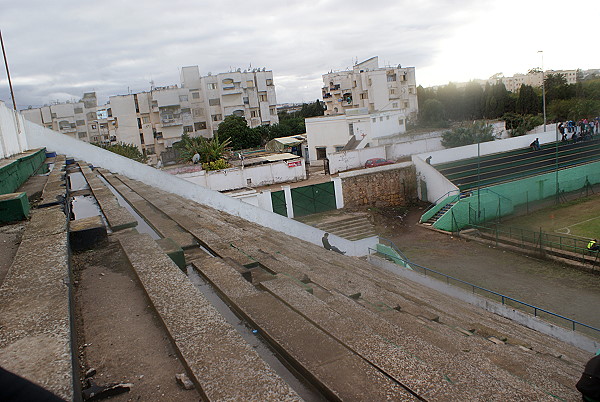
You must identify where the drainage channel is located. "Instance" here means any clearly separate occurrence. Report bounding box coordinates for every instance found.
[97,175,161,240]
[187,265,326,402]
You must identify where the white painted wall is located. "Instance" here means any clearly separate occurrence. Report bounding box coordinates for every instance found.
[327,146,386,174]
[23,119,376,256]
[416,123,557,166]
[412,154,458,203]
[174,159,306,191]
[0,102,29,158]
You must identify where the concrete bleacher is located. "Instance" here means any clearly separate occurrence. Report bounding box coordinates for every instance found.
[99,171,589,401]
[0,158,73,400]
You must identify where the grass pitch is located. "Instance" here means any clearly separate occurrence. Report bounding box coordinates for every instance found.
[502,193,600,240]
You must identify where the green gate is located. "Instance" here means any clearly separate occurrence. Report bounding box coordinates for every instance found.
[291,181,336,217]
[271,190,287,217]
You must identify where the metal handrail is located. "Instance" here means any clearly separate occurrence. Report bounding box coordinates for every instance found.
[369,247,600,336]
[378,237,411,262]
[422,189,460,214]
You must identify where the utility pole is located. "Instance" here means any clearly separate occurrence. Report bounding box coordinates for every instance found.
[0,29,17,112]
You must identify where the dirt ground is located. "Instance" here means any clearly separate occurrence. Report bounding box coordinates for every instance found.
[364,204,600,332]
[72,239,200,401]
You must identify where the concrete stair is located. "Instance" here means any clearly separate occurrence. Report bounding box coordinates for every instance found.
[311,215,376,240]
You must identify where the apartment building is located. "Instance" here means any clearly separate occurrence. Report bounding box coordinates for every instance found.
[21,92,117,144]
[21,66,279,162]
[496,69,577,92]
[321,57,418,119]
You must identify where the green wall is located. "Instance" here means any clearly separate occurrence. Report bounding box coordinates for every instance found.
[433,161,600,231]
[0,149,47,195]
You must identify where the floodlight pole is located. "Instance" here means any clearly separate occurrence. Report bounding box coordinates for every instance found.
[538,50,546,132]
[477,141,481,222]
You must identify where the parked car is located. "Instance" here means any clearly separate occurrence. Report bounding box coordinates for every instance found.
[364,158,394,168]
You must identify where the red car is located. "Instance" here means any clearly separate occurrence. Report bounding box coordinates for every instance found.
[365,158,394,168]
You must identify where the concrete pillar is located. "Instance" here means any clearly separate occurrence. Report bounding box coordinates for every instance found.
[332,177,344,209]
[282,185,293,218]
[257,190,273,212]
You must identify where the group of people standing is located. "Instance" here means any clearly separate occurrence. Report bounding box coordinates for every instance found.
[558,118,599,142]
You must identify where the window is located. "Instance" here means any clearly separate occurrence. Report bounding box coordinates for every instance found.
[207,83,217,90]
[270,108,276,115]
[76,120,85,126]
[51,113,57,118]
[74,107,83,114]
[266,78,273,86]
[335,146,344,152]
[211,114,222,121]
[251,110,259,118]
[379,117,383,122]
[348,123,354,136]
[139,133,145,145]
[368,79,372,86]
[372,118,376,123]
[179,95,188,102]
[360,93,368,100]
[389,88,396,95]
[246,80,254,88]
[145,146,155,155]
[137,118,142,129]
[398,118,405,126]
[91,124,97,129]
[403,101,409,108]
[151,100,158,108]
[408,87,415,94]
[387,74,396,82]
[78,132,87,139]
[392,102,398,109]
[192,107,203,117]
[353,80,357,88]
[181,108,191,114]
[259,93,267,102]
[191,92,200,99]
[142,116,150,124]
[243,97,249,105]
[209,98,220,106]
[183,125,193,133]
[194,121,207,130]
[316,147,327,160]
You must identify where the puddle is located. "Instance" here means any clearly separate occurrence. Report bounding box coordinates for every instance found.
[70,195,102,220]
[188,265,324,401]
[97,175,161,240]
[68,171,89,192]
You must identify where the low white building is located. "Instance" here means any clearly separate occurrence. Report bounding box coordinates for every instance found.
[305,108,407,163]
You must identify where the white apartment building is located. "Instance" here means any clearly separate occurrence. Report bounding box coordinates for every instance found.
[21,92,117,144]
[305,108,407,163]
[495,69,577,92]
[321,57,418,120]
[21,66,279,163]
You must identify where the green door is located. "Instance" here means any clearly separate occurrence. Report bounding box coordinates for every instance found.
[271,190,287,217]
[291,182,336,217]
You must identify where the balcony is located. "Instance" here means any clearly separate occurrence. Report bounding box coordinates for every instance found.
[323,93,332,99]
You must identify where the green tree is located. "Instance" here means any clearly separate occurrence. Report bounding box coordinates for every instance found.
[463,82,484,120]
[441,122,497,148]
[419,99,446,126]
[174,133,231,163]
[94,142,147,163]
[502,113,543,137]
[516,85,540,115]
[544,73,575,103]
[217,115,261,150]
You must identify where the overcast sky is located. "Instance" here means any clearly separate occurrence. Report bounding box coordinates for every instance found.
[1,0,598,109]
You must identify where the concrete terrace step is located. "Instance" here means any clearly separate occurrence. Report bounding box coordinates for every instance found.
[118,232,300,401]
[100,172,588,400]
[0,205,73,400]
[193,256,416,401]
[99,171,197,249]
[78,165,137,231]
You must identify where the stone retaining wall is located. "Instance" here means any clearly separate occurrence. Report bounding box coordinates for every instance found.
[341,164,417,208]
